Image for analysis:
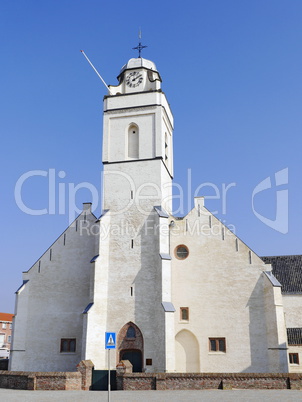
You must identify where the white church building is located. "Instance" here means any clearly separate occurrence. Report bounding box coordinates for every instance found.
[10,54,302,374]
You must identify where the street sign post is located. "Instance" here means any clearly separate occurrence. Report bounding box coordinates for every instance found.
[105,332,116,402]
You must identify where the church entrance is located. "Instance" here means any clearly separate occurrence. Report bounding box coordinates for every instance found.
[120,349,142,372]
[117,322,144,373]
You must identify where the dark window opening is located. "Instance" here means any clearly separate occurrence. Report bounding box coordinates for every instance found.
[209,338,226,352]
[289,353,299,364]
[175,245,189,260]
[126,326,136,338]
[180,307,189,321]
[60,338,76,353]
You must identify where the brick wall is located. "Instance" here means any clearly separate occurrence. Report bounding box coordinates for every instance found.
[76,360,94,390]
[117,373,302,391]
[0,360,94,391]
[0,371,35,390]
[35,372,82,390]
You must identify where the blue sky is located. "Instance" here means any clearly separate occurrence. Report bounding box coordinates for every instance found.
[1,1,302,313]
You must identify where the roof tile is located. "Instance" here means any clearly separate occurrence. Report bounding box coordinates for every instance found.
[262,255,302,294]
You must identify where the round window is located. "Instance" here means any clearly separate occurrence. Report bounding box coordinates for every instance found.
[175,245,189,260]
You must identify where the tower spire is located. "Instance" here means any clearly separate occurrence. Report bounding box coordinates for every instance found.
[132,29,147,58]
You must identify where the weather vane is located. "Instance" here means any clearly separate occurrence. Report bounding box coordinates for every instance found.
[133,29,147,58]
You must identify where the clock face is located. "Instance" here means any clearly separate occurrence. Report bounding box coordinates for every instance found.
[126,71,143,88]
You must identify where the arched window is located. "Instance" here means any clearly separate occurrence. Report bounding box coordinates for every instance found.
[128,124,139,159]
[126,326,136,338]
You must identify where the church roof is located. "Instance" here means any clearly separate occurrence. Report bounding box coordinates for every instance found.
[261,255,302,294]
[287,328,302,345]
[120,58,157,74]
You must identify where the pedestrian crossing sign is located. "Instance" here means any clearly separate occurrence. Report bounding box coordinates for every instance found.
[105,332,116,349]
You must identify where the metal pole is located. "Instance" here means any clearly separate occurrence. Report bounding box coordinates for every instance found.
[108,348,111,402]
[80,50,113,95]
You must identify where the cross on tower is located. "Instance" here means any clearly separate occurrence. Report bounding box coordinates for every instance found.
[133,30,147,58]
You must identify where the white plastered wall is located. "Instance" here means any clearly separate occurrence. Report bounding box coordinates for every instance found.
[10,205,97,372]
[171,199,288,373]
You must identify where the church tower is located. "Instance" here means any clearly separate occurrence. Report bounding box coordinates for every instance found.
[102,57,173,211]
[82,56,175,372]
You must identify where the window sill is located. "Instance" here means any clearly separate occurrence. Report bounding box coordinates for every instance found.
[208,352,226,355]
[60,352,77,355]
[179,321,189,324]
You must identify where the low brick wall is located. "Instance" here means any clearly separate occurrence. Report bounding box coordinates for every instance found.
[36,372,82,390]
[0,371,82,390]
[0,371,36,390]
[117,373,302,391]
[0,360,94,391]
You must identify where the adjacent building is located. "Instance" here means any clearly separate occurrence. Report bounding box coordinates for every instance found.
[0,313,14,356]
[263,255,302,373]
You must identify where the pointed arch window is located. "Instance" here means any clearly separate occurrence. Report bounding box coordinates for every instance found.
[126,326,136,339]
[128,124,139,159]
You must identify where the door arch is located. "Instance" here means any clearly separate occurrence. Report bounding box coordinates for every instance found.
[117,322,144,372]
[175,329,200,372]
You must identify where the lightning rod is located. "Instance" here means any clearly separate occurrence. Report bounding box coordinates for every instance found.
[80,50,113,95]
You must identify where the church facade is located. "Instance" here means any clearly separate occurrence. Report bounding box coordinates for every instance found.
[10,56,301,374]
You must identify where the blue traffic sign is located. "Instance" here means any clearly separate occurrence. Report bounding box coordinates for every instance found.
[105,332,116,349]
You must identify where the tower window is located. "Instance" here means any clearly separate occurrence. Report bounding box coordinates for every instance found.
[165,133,169,162]
[128,124,139,159]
